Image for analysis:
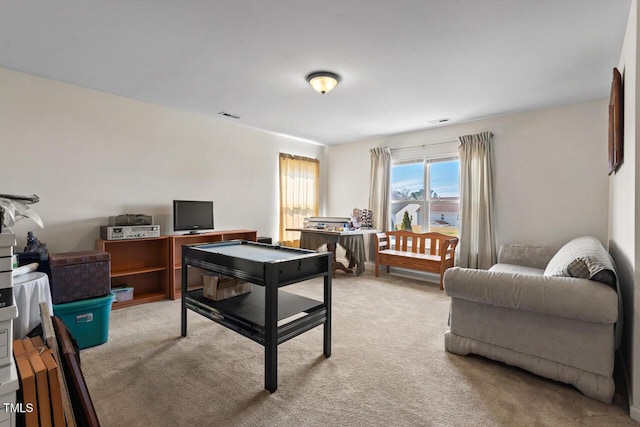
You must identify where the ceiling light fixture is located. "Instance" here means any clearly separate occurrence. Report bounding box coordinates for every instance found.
[306,71,341,94]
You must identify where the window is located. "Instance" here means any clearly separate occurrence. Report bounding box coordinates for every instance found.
[279,153,319,247]
[390,156,459,236]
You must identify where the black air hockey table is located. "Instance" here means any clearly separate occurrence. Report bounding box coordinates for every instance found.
[180,240,332,392]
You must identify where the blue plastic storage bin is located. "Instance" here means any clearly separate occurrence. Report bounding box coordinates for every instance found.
[53,293,115,349]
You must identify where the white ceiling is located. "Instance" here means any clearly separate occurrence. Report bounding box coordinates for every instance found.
[0,0,632,145]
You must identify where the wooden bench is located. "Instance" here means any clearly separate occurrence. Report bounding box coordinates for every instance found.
[373,230,458,290]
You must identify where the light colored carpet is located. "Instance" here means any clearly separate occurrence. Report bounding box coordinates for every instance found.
[81,269,635,427]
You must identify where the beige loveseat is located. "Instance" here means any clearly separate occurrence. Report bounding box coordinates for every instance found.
[443,236,623,403]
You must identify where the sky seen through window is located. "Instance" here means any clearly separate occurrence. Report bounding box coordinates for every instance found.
[391,160,459,198]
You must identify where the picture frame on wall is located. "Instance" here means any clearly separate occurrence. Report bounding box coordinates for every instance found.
[608,67,623,175]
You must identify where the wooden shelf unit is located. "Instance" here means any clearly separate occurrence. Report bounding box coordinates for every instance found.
[96,236,170,310]
[169,229,257,299]
[96,230,257,308]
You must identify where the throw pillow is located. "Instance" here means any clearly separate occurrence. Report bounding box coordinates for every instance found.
[565,257,591,279]
[543,236,616,287]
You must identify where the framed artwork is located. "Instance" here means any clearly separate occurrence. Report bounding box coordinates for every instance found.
[608,67,623,175]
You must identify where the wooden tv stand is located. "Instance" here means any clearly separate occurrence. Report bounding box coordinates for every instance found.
[96,229,257,309]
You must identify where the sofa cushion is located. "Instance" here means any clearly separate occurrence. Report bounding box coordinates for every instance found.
[543,236,616,287]
[489,263,544,276]
[497,244,557,269]
[444,267,618,324]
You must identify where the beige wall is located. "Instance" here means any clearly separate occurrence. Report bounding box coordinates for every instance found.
[611,0,640,420]
[0,67,326,251]
[3,48,635,417]
[326,99,610,249]
[330,93,640,416]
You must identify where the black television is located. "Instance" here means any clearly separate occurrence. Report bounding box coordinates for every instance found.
[173,200,214,234]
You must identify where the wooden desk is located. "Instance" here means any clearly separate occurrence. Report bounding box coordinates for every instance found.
[287,228,368,276]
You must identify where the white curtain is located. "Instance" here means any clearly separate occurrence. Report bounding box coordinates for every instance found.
[368,147,391,231]
[279,153,319,247]
[457,132,496,269]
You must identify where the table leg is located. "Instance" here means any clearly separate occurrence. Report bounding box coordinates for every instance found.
[347,257,356,269]
[326,242,353,277]
[264,274,278,393]
[323,270,332,358]
[181,253,188,337]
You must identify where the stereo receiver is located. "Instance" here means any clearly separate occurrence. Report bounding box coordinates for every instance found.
[100,225,160,240]
[109,214,154,226]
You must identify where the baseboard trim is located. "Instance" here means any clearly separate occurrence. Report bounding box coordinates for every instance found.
[387,267,440,284]
[617,351,639,421]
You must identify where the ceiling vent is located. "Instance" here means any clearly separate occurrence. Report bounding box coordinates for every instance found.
[426,118,451,125]
[218,111,240,119]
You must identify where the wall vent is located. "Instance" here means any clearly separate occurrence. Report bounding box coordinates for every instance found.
[218,111,240,119]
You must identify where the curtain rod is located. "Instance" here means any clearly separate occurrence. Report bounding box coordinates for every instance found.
[279,153,319,163]
[390,139,458,151]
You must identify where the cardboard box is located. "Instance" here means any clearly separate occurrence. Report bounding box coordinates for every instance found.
[40,348,65,427]
[202,274,251,301]
[0,361,19,427]
[23,338,51,427]
[0,256,12,271]
[0,246,13,258]
[0,305,17,367]
[0,284,12,309]
[0,271,11,289]
[13,342,38,427]
[22,337,64,426]
[0,231,16,248]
